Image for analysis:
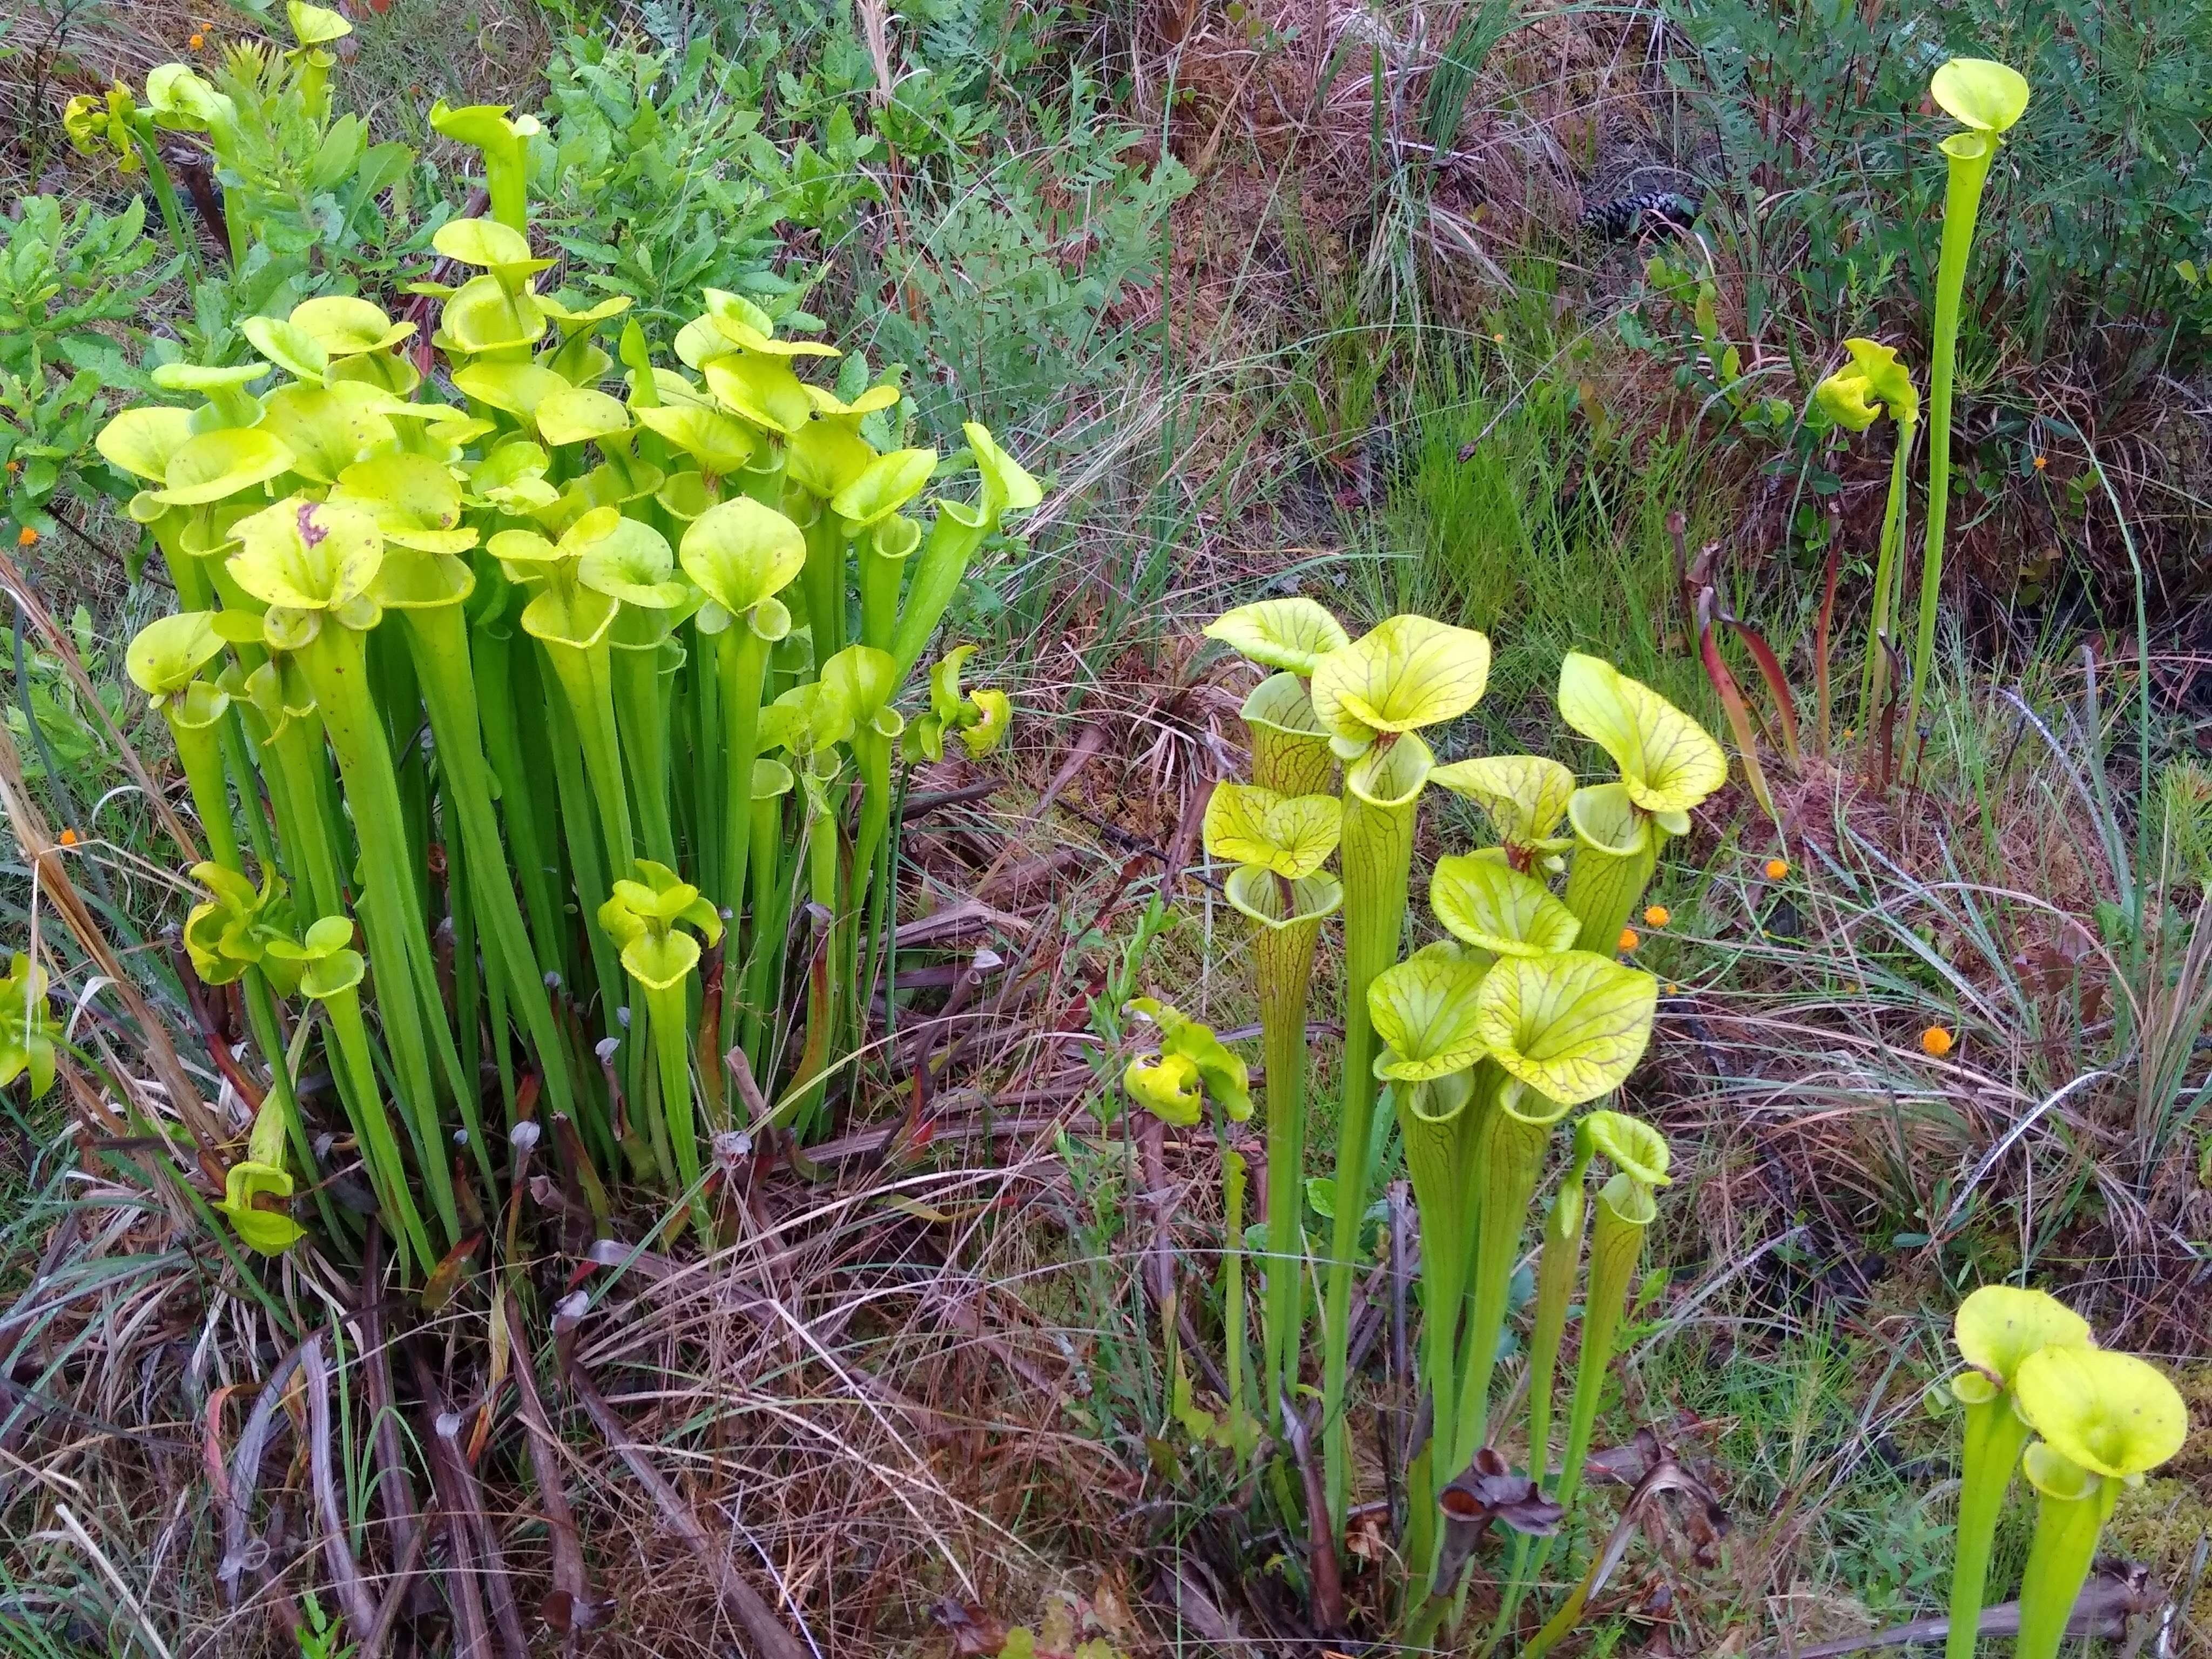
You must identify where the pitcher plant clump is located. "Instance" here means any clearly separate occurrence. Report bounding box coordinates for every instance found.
[102,137,1042,1273]
[1201,601,1722,1633]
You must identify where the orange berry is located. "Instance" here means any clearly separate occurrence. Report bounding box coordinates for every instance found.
[15,526,36,547]
[1920,1024,1955,1058]
[1617,927,1640,952]
[58,827,78,847]
[1643,904,1670,928]
[1763,857,1789,880]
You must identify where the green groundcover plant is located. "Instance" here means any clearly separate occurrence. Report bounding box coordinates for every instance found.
[98,6,1037,1276]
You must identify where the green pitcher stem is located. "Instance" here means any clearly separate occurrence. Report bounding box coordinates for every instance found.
[1518,1188,1651,1659]
[741,788,787,1074]
[888,511,988,685]
[1321,783,1418,1531]
[295,621,463,1244]
[167,716,240,873]
[1859,420,1916,733]
[715,624,771,925]
[541,672,626,1033]
[849,730,894,943]
[1255,914,1322,1420]
[400,607,584,1130]
[1224,1147,1253,1463]
[1397,1078,1479,1510]
[859,536,904,652]
[218,712,279,871]
[797,501,844,673]
[266,720,347,924]
[611,644,678,870]
[1907,137,1996,745]
[1489,1176,1591,1650]
[1553,1190,1648,1523]
[1945,1393,2034,1659]
[2013,1478,2116,1659]
[687,635,723,937]
[1563,834,1658,956]
[1452,1087,1567,1473]
[471,622,565,977]
[538,636,636,878]
[239,967,340,1242]
[644,981,712,1246]
[321,982,436,1277]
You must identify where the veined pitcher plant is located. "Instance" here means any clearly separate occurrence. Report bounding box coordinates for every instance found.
[1556,653,1727,956]
[1813,340,1920,740]
[1202,781,1344,1418]
[1299,605,1492,1528]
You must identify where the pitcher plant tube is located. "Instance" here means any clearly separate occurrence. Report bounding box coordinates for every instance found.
[1307,612,1492,1528]
[1906,58,2029,747]
[1813,340,1920,741]
[1943,1285,2092,1659]
[1203,781,1344,1415]
[1556,653,1727,955]
[2010,1346,2187,1659]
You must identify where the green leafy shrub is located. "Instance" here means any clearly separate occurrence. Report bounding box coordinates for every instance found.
[0,197,169,539]
[865,79,1192,436]
[531,34,880,332]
